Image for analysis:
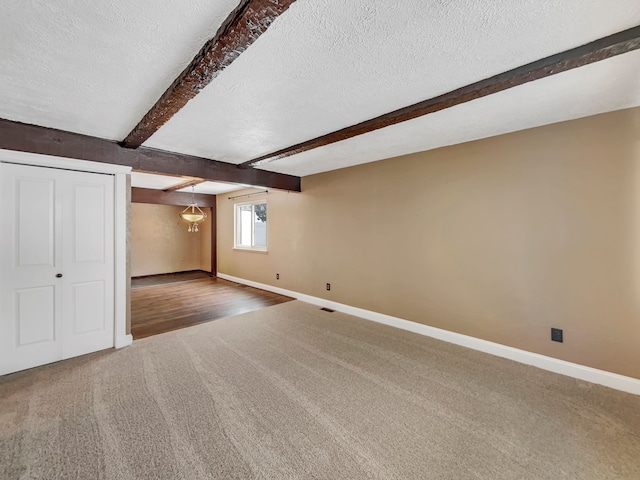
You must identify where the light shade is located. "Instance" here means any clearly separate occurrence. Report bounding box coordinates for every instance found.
[180,212,206,223]
[180,203,207,232]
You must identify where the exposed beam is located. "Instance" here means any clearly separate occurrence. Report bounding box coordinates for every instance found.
[122,0,298,148]
[132,187,216,207]
[239,25,640,169]
[0,119,301,191]
[163,177,205,192]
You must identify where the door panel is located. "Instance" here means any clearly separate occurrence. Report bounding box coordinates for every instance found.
[16,178,55,267]
[15,286,55,345]
[73,183,105,263]
[72,281,105,335]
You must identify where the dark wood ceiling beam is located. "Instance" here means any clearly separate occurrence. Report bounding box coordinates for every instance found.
[0,119,301,191]
[121,0,298,148]
[163,178,205,192]
[239,24,640,169]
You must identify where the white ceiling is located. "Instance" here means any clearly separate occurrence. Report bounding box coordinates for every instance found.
[131,172,185,190]
[267,49,640,176]
[131,172,244,194]
[178,182,246,195]
[2,1,640,179]
[0,0,239,140]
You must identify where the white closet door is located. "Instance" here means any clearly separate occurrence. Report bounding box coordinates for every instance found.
[0,163,114,375]
[0,164,63,374]
[61,170,114,359]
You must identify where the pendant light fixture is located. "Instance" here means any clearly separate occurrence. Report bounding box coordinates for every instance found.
[179,186,207,232]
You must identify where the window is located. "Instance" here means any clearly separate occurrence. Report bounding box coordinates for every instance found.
[234,200,267,250]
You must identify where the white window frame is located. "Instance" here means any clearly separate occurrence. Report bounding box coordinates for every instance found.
[234,199,267,252]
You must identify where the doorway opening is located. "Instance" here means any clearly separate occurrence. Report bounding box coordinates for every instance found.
[130,173,293,339]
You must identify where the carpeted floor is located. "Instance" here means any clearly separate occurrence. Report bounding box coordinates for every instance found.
[1,301,639,479]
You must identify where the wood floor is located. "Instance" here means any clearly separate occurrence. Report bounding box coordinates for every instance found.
[131,272,293,339]
[131,270,211,288]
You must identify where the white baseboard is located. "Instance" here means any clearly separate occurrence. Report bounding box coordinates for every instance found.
[115,334,133,349]
[217,272,640,396]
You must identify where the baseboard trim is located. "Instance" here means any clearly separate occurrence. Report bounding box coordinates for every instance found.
[115,334,133,349]
[131,269,211,280]
[217,272,640,396]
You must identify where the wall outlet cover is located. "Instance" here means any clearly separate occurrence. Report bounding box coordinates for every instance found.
[551,328,563,343]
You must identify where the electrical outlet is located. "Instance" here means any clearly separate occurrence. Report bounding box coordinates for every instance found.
[276,273,279,280]
[551,328,563,343]
[326,283,331,291]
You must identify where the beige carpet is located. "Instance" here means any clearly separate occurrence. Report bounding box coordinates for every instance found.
[1,301,640,479]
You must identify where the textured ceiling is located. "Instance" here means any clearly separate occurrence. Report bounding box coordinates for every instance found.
[145,0,640,175]
[265,49,640,176]
[131,172,244,194]
[179,182,245,195]
[0,0,239,140]
[130,172,184,190]
[2,1,640,178]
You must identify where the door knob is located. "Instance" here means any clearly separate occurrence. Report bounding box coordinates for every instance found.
[56,273,63,278]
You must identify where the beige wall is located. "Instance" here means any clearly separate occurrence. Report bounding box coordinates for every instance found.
[218,107,640,379]
[131,203,211,276]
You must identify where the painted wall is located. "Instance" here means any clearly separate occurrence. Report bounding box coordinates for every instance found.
[131,203,211,276]
[217,106,640,379]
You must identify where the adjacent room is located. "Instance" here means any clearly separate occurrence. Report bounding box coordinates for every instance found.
[129,172,293,338]
[1,1,640,479]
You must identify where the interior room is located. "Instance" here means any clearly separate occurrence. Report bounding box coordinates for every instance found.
[1,1,640,479]
[129,172,293,338]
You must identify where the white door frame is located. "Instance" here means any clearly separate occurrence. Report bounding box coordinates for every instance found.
[0,148,132,349]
